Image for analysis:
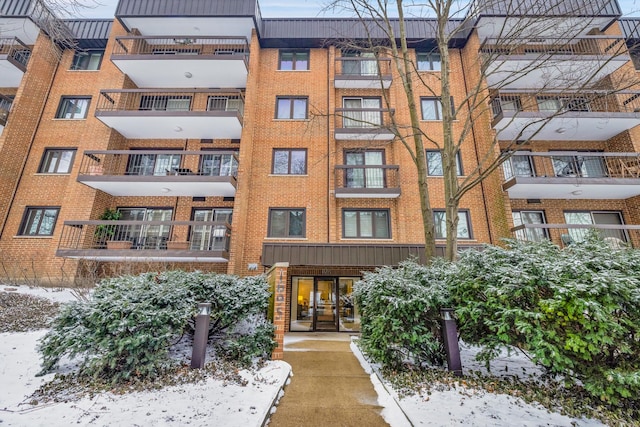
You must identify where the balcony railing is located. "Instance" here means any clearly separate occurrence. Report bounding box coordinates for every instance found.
[502,151,640,180]
[334,165,401,198]
[57,220,231,258]
[334,108,395,140]
[0,93,12,127]
[511,224,640,248]
[491,91,640,119]
[113,36,249,61]
[335,57,392,88]
[95,89,244,117]
[78,150,238,178]
[0,37,31,69]
[480,36,626,57]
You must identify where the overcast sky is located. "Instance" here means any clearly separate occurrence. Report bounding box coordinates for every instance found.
[70,0,640,19]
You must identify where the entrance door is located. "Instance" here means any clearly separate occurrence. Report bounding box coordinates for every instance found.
[312,278,338,332]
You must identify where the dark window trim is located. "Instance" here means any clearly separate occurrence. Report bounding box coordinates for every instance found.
[268,208,306,238]
[70,49,105,71]
[416,51,441,71]
[278,49,310,71]
[18,206,60,236]
[275,96,309,120]
[425,149,463,176]
[55,96,91,119]
[420,96,454,120]
[342,208,391,239]
[37,148,77,174]
[343,148,386,163]
[272,148,308,175]
[433,209,473,239]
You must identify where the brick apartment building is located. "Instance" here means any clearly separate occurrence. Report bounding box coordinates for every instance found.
[1,0,640,333]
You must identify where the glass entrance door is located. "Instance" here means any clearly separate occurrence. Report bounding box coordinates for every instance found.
[313,278,337,331]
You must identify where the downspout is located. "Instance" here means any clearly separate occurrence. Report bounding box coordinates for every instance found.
[458,50,493,243]
[327,47,331,243]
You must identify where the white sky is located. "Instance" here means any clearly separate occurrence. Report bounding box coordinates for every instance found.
[68,0,640,19]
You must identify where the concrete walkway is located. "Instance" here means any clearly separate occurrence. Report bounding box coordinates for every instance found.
[269,333,389,427]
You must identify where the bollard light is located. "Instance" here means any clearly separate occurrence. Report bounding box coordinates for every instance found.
[440,307,463,377]
[191,303,212,369]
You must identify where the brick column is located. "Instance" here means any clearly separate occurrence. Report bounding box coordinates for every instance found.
[269,262,289,360]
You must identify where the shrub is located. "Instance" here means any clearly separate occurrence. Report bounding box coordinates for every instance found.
[452,236,640,404]
[354,259,453,370]
[38,271,275,384]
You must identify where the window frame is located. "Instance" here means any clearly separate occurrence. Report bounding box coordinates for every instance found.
[512,210,549,241]
[425,150,463,176]
[420,97,449,120]
[268,208,306,238]
[272,148,308,175]
[433,209,472,239]
[416,51,441,71]
[18,207,60,237]
[70,49,105,71]
[55,96,91,119]
[38,148,77,174]
[275,96,308,120]
[342,208,391,239]
[278,50,310,71]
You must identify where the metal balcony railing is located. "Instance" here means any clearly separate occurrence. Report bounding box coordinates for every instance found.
[335,57,392,78]
[0,37,31,69]
[511,223,640,248]
[95,89,244,118]
[502,151,640,181]
[57,220,231,252]
[113,36,249,62]
[334,165,400,190]
[335,108,395,129]
[480,36,626,57]
[491,91,640,119]
[0,94,12,127]
[78,150,238,178]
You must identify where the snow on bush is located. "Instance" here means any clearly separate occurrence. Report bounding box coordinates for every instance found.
[37,271,276,384]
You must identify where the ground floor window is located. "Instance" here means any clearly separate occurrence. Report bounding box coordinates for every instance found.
[290,276,361,332]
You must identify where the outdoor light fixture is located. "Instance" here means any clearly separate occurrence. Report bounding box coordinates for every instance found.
[161,187,171,193]
[440,308,462,376]
[571,190,583,196]
[191,303,212,369]
[184,72,193,78]
[174,126,183,132]
[555,127,567,134]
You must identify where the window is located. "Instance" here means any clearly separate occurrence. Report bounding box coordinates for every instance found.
[421,97,444,120]
[343,209,390,239]
[342,51,378,76]
[536,96,590,113]
[551,152,606,178]
[273,149,307,174]
[417,52,441,71]
[342,97,382,127]
[279,50,309,70]
[19,207,59,236]
[276,97,308,119]
[502,152,534,180]
[345,150,384,188]
[200,152,238,177]
[70,49,104,70]
[434,210,471,239]
[113,208,173,249]
[39,149,76,173]
[512,211,547,242]
[207,96,243,113]
[564,211,627,244]
[191,208,233,251]
[56,97,90,119]
[269,209,305,238]
[426,150,462,176]
[126,152,182,176]
[139,95,191,111]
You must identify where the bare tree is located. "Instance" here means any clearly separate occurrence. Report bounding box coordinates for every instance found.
[324,0,639,261]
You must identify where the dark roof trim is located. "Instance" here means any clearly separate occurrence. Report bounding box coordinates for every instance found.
[63,19,112,49]
[474,0,621,17]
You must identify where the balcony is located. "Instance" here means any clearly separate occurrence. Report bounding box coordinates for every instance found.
[502,151,640,199]
[334,57,392,89]
[77,150,238,197]
[95,89,244,139]
[511,224,640,248]
[334,165,400,198]
[0,38,31,87]
[334,108,395,140]
[480,37,628,90]
[111,36,249,88]
[0,93,12,133]
[56,220,231,262]
[490,91,640,141]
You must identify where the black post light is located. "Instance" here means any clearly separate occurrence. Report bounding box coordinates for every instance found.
[440,307,463,376]
[191,303,212,369]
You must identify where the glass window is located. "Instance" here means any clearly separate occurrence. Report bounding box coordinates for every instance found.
[342,97,382,127]
[273,149,307,174]
[56,97,90,119]
[345,151,384,188]
[113,208,173,249]
[70,49,104,70]
[426,150,462,176]
[139,95,191,111]
[564,211,627,244]
[512,211,548,242]
[39,149,76,173]
[191,208,232,251]
[417,52,441,71]
[269,209,305,238]
[502,153,534,180]
[421,97,444,120]
[19,207,59,236]
[343,209,390,239]
[126,152,182,176]
[434,210,471,239]
[200,152,238,177]
[279,50,309,70]
[276,97,308,119]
